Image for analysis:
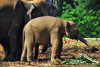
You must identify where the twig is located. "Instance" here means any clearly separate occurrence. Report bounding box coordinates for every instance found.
[82,54,99,63]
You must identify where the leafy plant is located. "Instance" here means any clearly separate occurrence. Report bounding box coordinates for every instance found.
[61,53,100,65]
[58,1,100,38]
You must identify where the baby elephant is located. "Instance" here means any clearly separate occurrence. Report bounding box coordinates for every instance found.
[21,16,97,63]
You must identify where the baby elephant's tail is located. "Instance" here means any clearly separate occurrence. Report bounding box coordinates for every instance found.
[22,29,25,49]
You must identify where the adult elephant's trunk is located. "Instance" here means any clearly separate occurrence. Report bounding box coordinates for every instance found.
[77,34,98,52]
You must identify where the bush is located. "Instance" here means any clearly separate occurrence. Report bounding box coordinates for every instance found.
[58,1,100,38]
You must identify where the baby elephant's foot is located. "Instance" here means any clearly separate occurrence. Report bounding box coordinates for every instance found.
[56,58,62,62]
[21,55,27,61]
[27,58,34,62]
[21,57,27,61]
[51,58,62,65]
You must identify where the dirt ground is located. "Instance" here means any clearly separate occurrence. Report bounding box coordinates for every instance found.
[0,38,100,67]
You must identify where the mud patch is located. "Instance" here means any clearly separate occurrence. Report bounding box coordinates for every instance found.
[0,39,100,67]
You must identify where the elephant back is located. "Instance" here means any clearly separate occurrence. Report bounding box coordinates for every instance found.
[0,0,14,7]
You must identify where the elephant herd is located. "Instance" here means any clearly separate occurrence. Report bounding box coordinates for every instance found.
[0,0,47,61]
[0,0,98,63]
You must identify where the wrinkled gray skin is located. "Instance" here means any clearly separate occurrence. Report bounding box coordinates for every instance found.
[21,16,98,63]
[0,0,46,61]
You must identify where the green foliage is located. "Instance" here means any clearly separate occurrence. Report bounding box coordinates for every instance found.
[61,53,100,65]
[63,35,67,38]
[58,1,100,38]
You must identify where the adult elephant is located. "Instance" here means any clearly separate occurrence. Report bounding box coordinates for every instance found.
[0,0,47,61]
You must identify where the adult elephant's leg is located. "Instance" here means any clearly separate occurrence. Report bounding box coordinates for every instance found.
[7,16,23,61]
[6,0,28,61]
[7,21,22,60]
[4,38,11,59]
[15,28,23,61]
[6,2,26,60]
[15,23,25,61]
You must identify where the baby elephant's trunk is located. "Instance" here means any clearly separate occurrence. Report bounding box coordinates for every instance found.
[78,35,98,52]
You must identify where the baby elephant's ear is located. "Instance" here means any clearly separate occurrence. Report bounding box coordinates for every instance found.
[27,4,35,20]
[66,22,70,31]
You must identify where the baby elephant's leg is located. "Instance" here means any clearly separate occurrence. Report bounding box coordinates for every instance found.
[26,34,35,61]
[21,43,27,61]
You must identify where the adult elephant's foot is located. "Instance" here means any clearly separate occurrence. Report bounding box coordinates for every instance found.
[3,57,8,61]
[3,55,15,61]
[14,57,20,61]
